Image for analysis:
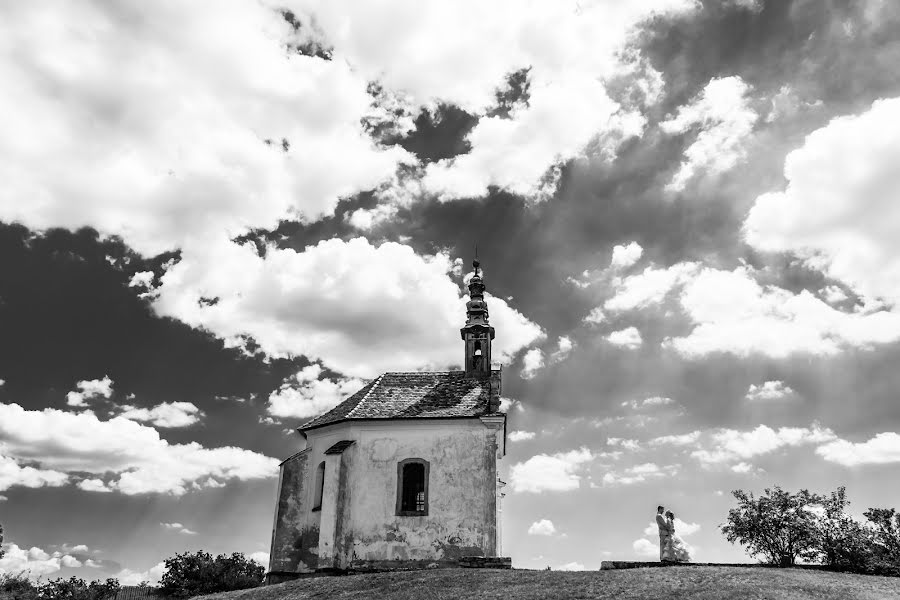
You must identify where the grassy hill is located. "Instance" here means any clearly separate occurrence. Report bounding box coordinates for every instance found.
[199,566,900,600]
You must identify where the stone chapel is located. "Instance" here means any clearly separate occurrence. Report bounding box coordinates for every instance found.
[266,260,507,579]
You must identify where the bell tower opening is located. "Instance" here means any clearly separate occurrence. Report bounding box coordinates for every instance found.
[461,259,495,377]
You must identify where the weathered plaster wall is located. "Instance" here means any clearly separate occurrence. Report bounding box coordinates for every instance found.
[303,419,501,569]
[269,449,315,574]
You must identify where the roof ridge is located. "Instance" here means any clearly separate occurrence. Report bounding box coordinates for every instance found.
[345,373,384,419]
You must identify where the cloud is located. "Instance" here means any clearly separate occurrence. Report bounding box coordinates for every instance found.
[509,448,594,493]
[622,396,675,410]
[660,76,758,191]
[66,376,113,407]
[0,2,411,256]
[690,424,836,467]
[0,544,83,579]
[527,519,557,536]
[291,0,698,202]
[606,327,643,349]
[0,402,278,495]
[745,98,900,307]
[520,348,546,380]
[604,263,700,312]
[161,522,197,535]
[745,381,796,402]
[610,242,644,270]
[0,454,68,493]
[154,237,543,379]
[606,263,900,359]
[650,431,701,447]
[643,518,700,537]
[632,538,658,558]
[509,431,536,442]
[583,307,606,326]
[607,438,641,451]
[550,336,575,363]
[77,479,112,493]
[601,463,673,486]
[249,552,270,568]
[118,402,203,428]
[817,432,900,467]
[116,562,166,586]
[556,562,586,571]
[498,397,524,413]
[267,365,364,419]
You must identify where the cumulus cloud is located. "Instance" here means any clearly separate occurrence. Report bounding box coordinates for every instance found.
[520,348,546,380]
[556,562,586,571]
[267,365,364,419]
[66,376,113,408]
[0,544,83,578]
[643,518,700,537]
[745,381,796,402]
[817,432,900,467]
[249,552,270,568]
[0,454,68,493]
[610,242,644,270]
[509,431,536,442]
[288,0,698,201]
[118,402,203,428]
[690,424,836,467]
[498,397,524,413]
[606,327,643,349]
[633,538,658,558]
[527,519,557,536]
[154,237,543,379]
[0,402,278,495]
[509,448,594,493]
[161,522,197,535]
[605,263,900,359]
[550,336,575,363]
[583,307,606,326]
[77,479,112,493]
[650,431,701,447]
[660,76,758,191]
[745,98,900,307]
[116,562,166,586]
[0,2,411,256]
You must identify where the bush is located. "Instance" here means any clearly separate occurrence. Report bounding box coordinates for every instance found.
[1,573,41,600]
[157,551,264,598]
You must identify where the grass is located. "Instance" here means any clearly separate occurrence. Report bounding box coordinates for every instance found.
[196,566,900,600]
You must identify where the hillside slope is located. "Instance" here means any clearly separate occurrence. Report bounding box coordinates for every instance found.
[198,566,900,600]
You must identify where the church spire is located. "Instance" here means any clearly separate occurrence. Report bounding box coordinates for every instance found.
[461,259,495,376]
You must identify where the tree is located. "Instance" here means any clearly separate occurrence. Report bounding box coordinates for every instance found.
[157,551,264,599]
[811,487,873,569]
[720,487,821,566]
[1,523,5,559]
[864,507,900,573]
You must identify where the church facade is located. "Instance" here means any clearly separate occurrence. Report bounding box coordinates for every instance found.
[267,261,507,578]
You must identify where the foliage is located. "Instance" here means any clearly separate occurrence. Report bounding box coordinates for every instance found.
[863,508,900,575]
[36,578,119,600]
[1,573,41,600]
[0,575,118,600]
[810,487,874,570]
[720,486,822,566]
[157,551,264,598]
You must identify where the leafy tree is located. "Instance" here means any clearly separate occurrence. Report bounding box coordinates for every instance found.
[864,507,900,573]
[1,573,40,600]
[811,487,873,569]
[157,551,264,598]
[720,487,821,566]
[36,577,120,600]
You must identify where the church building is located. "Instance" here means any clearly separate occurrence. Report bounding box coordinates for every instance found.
[267,260,507,578]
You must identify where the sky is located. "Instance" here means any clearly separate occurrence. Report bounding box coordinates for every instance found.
[2,0,900,579]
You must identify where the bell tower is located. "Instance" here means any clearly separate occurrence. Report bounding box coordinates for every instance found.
[461,259,495,376]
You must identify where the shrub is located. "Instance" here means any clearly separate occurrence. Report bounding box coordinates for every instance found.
[1,572,41,600]
[157,551,264,598]
[36,578,119,600]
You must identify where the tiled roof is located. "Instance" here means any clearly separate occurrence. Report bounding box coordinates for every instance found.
[114,587,157,600]
[299,370,500,431]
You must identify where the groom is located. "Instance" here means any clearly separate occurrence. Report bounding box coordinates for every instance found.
[656,505,671,562]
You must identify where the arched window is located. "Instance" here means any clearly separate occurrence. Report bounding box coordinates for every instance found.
[312,461,325,511]
[396,458,429,516]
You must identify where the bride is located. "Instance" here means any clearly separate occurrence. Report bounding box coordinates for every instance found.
[664,511,691,562]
